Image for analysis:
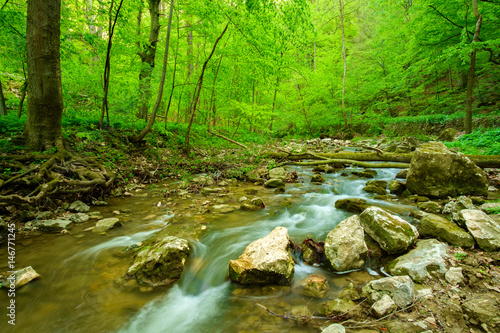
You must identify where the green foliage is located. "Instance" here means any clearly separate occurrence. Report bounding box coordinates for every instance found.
[446,128,500,155]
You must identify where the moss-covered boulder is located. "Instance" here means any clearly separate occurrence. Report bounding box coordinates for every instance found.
[324,215,368,272]
[359,207,418,254]
[438,128,459,142]
[352,169,377,178]
[268,167,288,180]
[406,142,488,198]
[335,198,371,214]
[389,180,406,195]
[296,274,330,298]
[311,174,326,183]
[363,184,387,195]
[417,201,443,214]
[228,227,294,285]
[127,235,190,286]
[420,213,475,247]
[264,179,285,188]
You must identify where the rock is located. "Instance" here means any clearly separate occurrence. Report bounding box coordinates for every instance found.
[443,196,476,227]
[419,213,475,247]
[322,324,346,333]
[244,188,258,195]
[461,294,500,328]
[297,274,330,298]
[417,201,442,214]
[211,204,235,214]
[201,187,224,195]
[396,169,408,179]
[462,209,500,251]
[268,167,288,180]
[481,202,500,213]
[0,266,40,288]
[274,187,285,194]
[264,179,285,188]
[324,215,368,272]
[321,298,359,317]
[192,175,214,185]
[388,239,449,283]
[445,267,464,285]
[69,200,90,213]
[240,201,263,211]
[217,180,229,187]
[366,180,388,188]
[388,180,406,195]
[371,294,396,318]
[359,207,419,254]
[406,142,488,198]
[362,275,415,308]
[313,165,335,173]
[36,211,53,220]
[438,128,459,142]
[17,210,35,222]
[228,227,295,285]
[302,239,324,265]
[363,184,387,195]
[339,282,360,301]
[127,235,190,286]
[364,234,383,267]
[334,198,371,214]
[311,174,325,183]
[68,213,90,223]
[92,200,108,206]
[247,167,268,182]
[92,217,122,233]
[39,219,73,233]
[352,169,377,178]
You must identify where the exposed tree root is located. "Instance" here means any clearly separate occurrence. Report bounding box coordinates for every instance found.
[0,147,116,207]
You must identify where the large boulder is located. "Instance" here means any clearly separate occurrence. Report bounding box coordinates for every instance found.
[228,227,295,285]
[388,239,449,283]
[324,215,368,272]
[362,275,415,308]
[359,207,419,254]
[127,235,190,286]
[462,209,500,251]
[406,142,488,198]
[419,213,475,247]
[268,167,288,180]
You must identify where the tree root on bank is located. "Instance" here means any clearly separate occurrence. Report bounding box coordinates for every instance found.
[0,148,116,207]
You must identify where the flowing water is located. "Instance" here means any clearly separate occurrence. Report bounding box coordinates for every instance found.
[0,165,415,333]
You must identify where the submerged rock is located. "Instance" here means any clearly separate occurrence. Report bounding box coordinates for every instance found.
[406,142,488,198]
[311,174,326,183]
[462,209,500,251]
[324,215,368,272]
[339,282,361,301]
[352,169,377,178]
[127,235,190,286]
[419,213,475,247]
[228,227,294,285]
[296,274,330,298]
[359,207,419,254]
[320,298,360,318]
[93,217,122,233]
[0,266,40,288]
[362,275,415,308]
[335,198,371,214]
[388,239,449,283]
[39,219,73,233]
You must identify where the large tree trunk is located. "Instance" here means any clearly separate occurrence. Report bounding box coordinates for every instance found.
[465,12,482,134]
[0,77,7,116]
[136,0,161,120]
[339,0,348,129]
[25,0,64,151]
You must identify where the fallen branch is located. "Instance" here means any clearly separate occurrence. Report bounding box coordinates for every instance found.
[279,158,410,169]
[209,129,247,149]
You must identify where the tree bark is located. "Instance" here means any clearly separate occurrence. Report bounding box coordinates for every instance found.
[465,13,482,134]
[25,0,64,151]
[131,0,175,142]
[0,77,7,116]
[136,0,161,120]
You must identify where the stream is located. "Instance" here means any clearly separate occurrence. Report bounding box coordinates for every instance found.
[0,165,415,333]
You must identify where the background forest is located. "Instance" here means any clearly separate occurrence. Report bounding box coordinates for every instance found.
[0,0,499,143]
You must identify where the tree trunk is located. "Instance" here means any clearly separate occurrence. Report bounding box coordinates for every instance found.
[184,23,229,154]
[25,0,64,151]
[18,79,27,118]
[465,13,482,134]
[131,0,175,142]
[339,0,348,129]
[136,0,161,120]
[0,77,7,116]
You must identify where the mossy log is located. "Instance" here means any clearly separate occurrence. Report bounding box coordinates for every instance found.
[268,152,500,168]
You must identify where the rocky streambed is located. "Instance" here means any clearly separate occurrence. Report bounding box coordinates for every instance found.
[1,141,500,333]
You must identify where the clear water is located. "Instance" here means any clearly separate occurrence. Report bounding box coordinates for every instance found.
[0,166,414,333]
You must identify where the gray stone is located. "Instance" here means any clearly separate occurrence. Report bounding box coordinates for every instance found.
[229,227,294,285]
[406,142,488,198]
[359,207,419,254]
[92,217,122,233]
[339,282,361,301]
[92,200,108,206]
[69,200,90,213]
[461,295,500,328]
[443,196,476,227]
[211,204,235,214]
[462,209,500,251]
[127,236,190,286]
[39,219,73,233]
[0,266,39,288]
[264,179,285,188]
[445,267,464,285]
[420,213,475,247]
[389,239,449,283]
[417,201,443,214]
[362,275,415,308]
[268,167,288,180]
[321,298,360,317]
[371,294,396,318]
[322,324,346,333]
[68,213,90,223]
[324,215,368,272]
